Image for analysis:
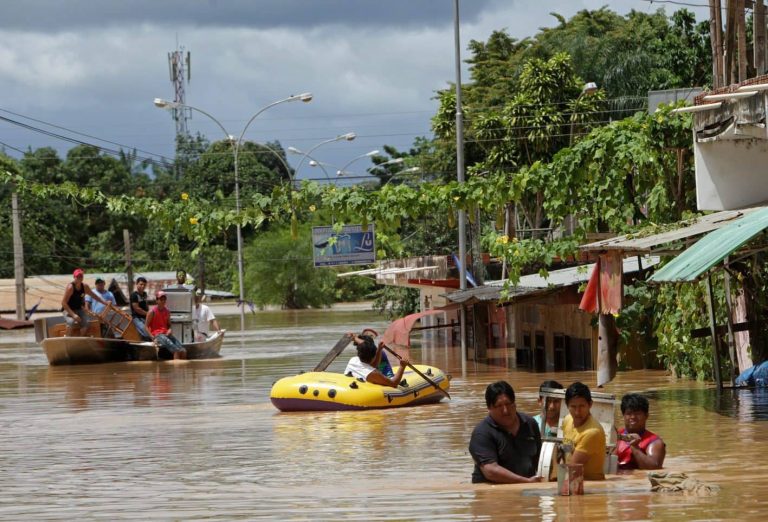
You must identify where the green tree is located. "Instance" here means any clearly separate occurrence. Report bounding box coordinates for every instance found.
[243,223,336,309]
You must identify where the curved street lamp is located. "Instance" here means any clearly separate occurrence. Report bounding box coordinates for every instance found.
[289,133,356,183]
[153,92,312,332]
[336,149,379,177]
[381,166,420,186]
[287,146,333,182]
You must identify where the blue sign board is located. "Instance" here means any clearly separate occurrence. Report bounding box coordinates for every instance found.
[312,224,376,267]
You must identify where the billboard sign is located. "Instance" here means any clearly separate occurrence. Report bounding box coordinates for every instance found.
[312,224,376,267]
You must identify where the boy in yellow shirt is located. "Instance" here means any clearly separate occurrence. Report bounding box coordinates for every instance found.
[561,381,606,480]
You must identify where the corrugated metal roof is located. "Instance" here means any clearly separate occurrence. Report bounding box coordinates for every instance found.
[580,208,760,253]
[445,256,659,304]
[650,207,768,283]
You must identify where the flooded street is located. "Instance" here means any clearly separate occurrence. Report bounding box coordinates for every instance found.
[1,308,767,520]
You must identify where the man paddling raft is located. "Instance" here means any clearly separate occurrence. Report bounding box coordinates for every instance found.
[344,333,409,388]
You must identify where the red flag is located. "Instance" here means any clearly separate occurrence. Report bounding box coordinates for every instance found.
[579,259,600,313]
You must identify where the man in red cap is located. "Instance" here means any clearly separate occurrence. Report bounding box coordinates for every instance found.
[61,268,109,337]
[145,290,187,359]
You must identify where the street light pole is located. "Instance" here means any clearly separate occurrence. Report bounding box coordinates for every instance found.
[380,167,420,187]
[567,82,597,235]
[454,0,468,375]
[153,92,312,332]
[288,133,356,183]
[336,150,379,177]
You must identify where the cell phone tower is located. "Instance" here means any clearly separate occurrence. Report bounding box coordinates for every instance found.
[167,45,191,138]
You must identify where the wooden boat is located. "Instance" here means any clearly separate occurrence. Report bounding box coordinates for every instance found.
[270,364,451,411]
[34,305,224,366]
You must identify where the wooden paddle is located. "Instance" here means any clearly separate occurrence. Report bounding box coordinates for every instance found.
[381,345,451,400]
[313,334,354,372]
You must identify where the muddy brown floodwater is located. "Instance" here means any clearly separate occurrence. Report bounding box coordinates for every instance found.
[0,308,767,520]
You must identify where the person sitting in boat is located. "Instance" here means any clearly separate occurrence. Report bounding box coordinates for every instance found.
[533,380,563,439]
[145,291,187,360]
[354,329,395,378]
[561,381,606,480]
[85,278,117,337]
[192,291,220,342]
[615,393,666,470]
[344,334,408,387]
[61,268,109,337]
[130,277,152,341]
[468,380,542,484]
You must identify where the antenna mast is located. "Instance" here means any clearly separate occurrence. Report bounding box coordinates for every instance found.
[167,45,191,138]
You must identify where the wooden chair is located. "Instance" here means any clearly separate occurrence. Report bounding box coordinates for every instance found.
[94,305,142,342]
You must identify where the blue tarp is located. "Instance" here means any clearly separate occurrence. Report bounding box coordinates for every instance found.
[735,360,768,387]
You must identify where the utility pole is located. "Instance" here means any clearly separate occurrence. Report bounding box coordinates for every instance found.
[123,229,134,296]
[12,191,26,320]
[454,0,468,375]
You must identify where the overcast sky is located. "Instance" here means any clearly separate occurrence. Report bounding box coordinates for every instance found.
[0,0,709,184]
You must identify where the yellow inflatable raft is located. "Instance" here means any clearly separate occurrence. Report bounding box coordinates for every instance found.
[270,364,451,411]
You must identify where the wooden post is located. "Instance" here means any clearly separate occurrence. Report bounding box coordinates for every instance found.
[705,274,723,389]
[197,252,206,293]
[123,229,134,296]
[725,0,737,84]
[12,191,26,320]
[595,255,618,387]
[711,0,723,88]
[755,0,766,74]
[737,0,748,82]
[722,263,738,385]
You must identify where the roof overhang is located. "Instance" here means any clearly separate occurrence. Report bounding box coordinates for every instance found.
[650,207,768,283]
[445,256,659,304]
[580,208,761,255]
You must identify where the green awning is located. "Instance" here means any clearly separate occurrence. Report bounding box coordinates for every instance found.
[650,206,768,283]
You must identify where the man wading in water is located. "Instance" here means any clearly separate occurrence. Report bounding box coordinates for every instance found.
[469,381,543,484]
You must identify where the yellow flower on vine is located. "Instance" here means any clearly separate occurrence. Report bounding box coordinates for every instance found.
[309,205,316,212]
[189,217,198,225]
[453,196,460,201]
[181,193,189,200]
[495,235,509,244]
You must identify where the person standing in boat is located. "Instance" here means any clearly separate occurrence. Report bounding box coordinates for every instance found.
[533,380,563,439]
[469,380,542,484]
[561,381,606,480]
[145,291,187,360]
[344,334,408,387]
[130,277,152,341]
[192,291,220,342]
[61,268,109,337]
[615,393,666,470]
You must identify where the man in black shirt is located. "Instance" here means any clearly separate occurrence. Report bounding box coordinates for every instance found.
[469,381,543,484]
[130,276,152,341]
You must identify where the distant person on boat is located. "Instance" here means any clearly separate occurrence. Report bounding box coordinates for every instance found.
[344,334,408,387]
[533,380,563,439]
[130,277,152,341]
[615,393,666,470]
[561,381,606,480]
[469,380,542,484]
[146,291,187,360]
[192,292,220,342]
[172,269,195,291]
[61,268,109,337]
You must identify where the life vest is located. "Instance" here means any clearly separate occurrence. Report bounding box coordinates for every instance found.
[617,428,660,469]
